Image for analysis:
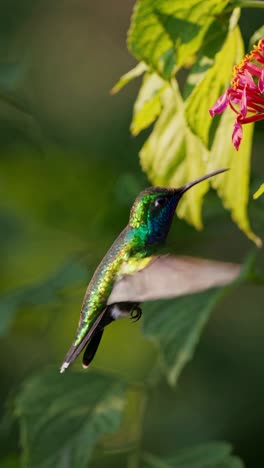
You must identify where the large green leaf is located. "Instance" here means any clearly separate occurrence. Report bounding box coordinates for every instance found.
[142,443,244,468]
[15,370,127,468]
[184,8,240,98]
[142,255,258,387]
[128,0,229,79]
[143,288,223,386]
[185,26,244,147]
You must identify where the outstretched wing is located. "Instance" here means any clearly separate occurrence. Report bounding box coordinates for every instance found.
[107,255,241,304]
[60,307,108,373]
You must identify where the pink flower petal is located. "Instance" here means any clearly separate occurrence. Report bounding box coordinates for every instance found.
[209,38,264,151]
[244,63,262,79]
[258,68,264,93]
[240,86,247,117]
[242,69,257,89]
[232,120,243,151]
[209,90,229,117]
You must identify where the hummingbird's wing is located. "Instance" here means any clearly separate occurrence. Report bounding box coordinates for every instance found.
[107,255,241,304]
[60,307,108,373]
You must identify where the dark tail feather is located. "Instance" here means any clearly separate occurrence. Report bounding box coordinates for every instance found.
[82,329,104,369]
[60,307,107,373]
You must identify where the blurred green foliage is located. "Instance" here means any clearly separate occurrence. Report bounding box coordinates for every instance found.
[0,1,263,467]
[15,370,127,468]
[142,443,244,468]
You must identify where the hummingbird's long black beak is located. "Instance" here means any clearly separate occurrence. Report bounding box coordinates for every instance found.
[176,168,228,196]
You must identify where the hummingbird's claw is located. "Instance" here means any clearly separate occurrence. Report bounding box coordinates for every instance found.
[130,305,142,322]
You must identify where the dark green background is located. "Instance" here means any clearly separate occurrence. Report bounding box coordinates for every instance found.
[0,1,263,467]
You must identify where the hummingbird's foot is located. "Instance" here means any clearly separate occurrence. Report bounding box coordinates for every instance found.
[130,305,142,322]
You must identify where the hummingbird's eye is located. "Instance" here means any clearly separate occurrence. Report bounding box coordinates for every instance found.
[154,196,168,208]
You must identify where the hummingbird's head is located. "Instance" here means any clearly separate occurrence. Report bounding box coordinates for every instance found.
[129,169,227,245]
[129,187,179,243]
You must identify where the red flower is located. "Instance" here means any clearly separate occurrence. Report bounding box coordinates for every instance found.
[209,38,264,150]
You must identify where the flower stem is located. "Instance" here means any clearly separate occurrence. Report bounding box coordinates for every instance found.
[234,0,264,8]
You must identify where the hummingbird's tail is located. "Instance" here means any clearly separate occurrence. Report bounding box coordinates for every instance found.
[60,307,107,373]
[82,329,104,368]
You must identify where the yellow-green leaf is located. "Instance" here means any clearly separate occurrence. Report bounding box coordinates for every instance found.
[128,0,229,79]
[208,106,262,247]
[131,73,168,135]
[184,8,240,98]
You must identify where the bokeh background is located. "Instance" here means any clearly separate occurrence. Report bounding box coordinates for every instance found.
[0,1,263,467]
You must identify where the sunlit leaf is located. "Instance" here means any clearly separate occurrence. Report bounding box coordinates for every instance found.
[207,106,261,246]
[184,8,240,98]
[131,73,168,135]
[15,370,127,468]
[128,0,229,79]
[111,62,147,95]
[185,27,244,147]
[140,84,210,229]
[0,259,87,336]
[143,288,224,386]
[142,442,244,468]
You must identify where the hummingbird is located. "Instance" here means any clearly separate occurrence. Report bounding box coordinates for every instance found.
[60,168,237,373]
